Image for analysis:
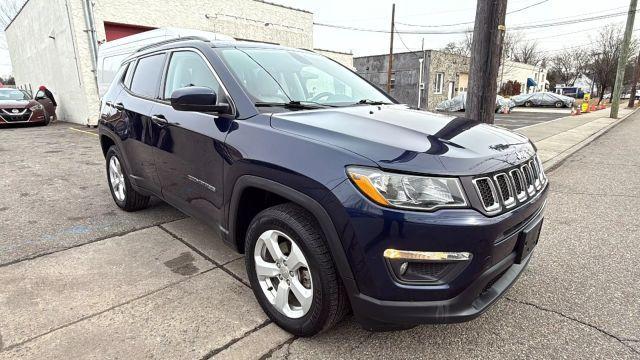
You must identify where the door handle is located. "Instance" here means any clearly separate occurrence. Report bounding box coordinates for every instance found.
[151,115,168,124]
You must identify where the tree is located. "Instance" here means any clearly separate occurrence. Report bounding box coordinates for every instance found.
[0,0,25,29]
[550,49,589,86]
[511,39,545,66]
[441,32,473,57]
[587,25,637,104]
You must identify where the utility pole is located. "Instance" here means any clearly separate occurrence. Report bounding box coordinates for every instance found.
[386,3,395,94]
[611,0,637,118]
[628,50,640,108]
[465,0,508,124]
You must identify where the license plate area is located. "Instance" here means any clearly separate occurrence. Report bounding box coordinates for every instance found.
[515,218,543,263]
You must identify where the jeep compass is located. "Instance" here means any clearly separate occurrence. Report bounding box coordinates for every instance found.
[98,38,548,336]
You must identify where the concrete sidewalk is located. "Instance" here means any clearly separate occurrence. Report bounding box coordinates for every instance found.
[1,108,638,359]
[513,106,637,169]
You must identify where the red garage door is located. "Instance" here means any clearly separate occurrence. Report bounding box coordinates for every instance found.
[104,22,156,42]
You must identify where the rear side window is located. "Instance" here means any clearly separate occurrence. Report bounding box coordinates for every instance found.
[163,51,221,100]
[129,53,166,98]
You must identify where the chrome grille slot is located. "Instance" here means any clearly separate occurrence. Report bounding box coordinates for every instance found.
[529,160,541,190]
[509,169,527,201]
[521,164,535,195]
[472,177,501,213]
[494,173,515,208]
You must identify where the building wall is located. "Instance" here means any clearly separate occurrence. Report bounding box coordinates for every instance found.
[92,0,313,50]
[5,0,93,124]
[425,51,470,110]
[313,49,353,69]
[498,61,547,94]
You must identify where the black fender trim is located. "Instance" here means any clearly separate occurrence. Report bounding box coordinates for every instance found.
[227,175,359,296]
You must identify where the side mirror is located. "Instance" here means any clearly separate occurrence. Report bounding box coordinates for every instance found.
[170,87,230,114]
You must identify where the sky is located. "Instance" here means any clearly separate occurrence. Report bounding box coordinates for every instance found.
[0,0,637,77]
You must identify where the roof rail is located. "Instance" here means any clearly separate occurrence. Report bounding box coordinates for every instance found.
[135,36,210,53]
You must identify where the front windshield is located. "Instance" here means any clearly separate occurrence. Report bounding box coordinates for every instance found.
[0,89,30,101]
[217,47,393,107]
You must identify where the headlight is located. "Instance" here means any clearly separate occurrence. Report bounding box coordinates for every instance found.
[346,166,468,211]
[29,104,44,111]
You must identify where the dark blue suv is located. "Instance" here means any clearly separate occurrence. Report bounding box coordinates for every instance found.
[98,38,548,336]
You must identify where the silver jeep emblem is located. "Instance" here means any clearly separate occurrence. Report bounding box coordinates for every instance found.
[516,151,528,160]
[11,109,19,114]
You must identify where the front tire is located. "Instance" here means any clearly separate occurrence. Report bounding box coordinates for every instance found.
[524,100,533,107]
[245,203,349,336]
[554,101,564,108]
[105,146,150,211]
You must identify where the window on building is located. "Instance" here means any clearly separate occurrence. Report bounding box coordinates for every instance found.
[163,51,222,100]
[435,73,444,94]
[129,53,166,98]
[302,66,353,98]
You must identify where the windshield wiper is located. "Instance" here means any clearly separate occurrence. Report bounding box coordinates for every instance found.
[255,101,328,110]
[356,99,393,106]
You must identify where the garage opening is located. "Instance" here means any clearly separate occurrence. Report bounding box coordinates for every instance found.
[104,22,156,42]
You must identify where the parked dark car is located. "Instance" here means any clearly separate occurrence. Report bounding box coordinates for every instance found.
[0,88,51,125]
[98,38,548,336]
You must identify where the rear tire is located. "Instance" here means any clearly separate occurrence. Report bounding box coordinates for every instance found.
[554,101,564,108]
[105,146,150,211]
[245,203,349,336]
[524,101,533,107]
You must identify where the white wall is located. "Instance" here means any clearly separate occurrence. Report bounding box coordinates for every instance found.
[92,0,313,49]
[499,61,547,94]
[5,0,94,124]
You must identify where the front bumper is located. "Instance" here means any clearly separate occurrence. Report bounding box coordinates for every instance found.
[330,178,548,327]
[0,109,45,124]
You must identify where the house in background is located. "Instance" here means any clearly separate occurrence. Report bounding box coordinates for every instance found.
[555,74,596,97]
[355,51,547,110]
[498,61,548,94]
[354,50,470,110]
[5,0,352,125]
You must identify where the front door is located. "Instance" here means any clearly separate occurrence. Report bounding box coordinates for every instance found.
[152,49,231,224]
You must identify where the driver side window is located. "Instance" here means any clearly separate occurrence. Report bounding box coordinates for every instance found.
[164,51,222,100]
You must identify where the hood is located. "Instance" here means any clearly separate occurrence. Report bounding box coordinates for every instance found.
[270,105,535,176]
[0,100,36,109]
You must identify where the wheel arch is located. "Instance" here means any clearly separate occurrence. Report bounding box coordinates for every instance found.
[228,175,359,295]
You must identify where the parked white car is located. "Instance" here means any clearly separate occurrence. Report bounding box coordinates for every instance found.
[511,92,575,108]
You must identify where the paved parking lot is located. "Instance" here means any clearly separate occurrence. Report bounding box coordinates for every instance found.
[0,117,638,359]
[494,107,571,130]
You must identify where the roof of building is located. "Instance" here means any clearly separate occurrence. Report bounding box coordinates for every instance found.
[314,48,353,55]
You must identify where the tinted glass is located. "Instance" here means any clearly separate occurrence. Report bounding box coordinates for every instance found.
[0,89,30,101]
[130,54,166,98]
[217,48,391,106]
[164,51,221,99]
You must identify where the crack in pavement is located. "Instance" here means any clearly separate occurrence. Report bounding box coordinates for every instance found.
[0,217,187,269]
[0,267,215,353]
[260,337,297,360]
[199,319,271,360]
[158,224,251,288]
[505,297,640,355]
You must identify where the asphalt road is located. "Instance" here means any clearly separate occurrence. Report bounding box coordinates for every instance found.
[494,107,571,130]
[0,115,638,359]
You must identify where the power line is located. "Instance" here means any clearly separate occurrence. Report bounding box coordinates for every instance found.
[396,0,549,28]
[314,9,635,35]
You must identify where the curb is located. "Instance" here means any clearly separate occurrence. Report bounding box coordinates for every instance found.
[542,107,640,172]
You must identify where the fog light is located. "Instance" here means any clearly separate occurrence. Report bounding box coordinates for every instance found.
[383,249,471,262]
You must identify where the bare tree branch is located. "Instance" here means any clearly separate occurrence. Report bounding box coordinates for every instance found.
[0,0,26,29]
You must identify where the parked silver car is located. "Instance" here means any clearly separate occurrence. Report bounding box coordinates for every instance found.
[435,92,516,113]
[511,92,574,108]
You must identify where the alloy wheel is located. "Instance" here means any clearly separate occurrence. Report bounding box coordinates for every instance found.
[254,229,313,319]
[109,156,126,202]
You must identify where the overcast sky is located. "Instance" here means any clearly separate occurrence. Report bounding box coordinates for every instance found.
[0,0,636,77]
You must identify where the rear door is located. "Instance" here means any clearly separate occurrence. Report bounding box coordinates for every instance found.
[151,49,232,224]
[114,52,166,195]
